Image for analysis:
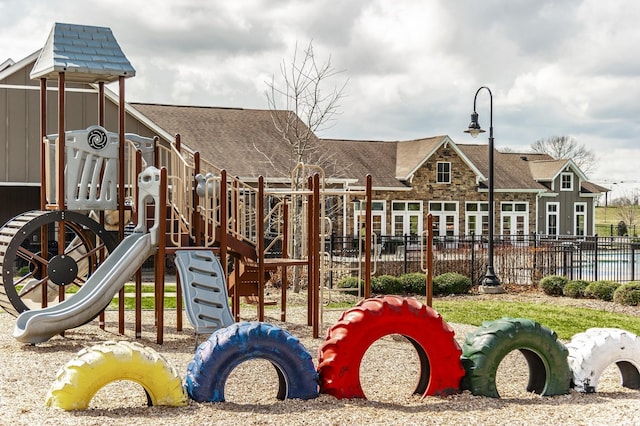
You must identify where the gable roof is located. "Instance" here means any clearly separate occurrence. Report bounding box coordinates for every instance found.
[457,146,549,191]
[320,139,404,188]
[30,23,135,83]
[395,136,484,181]
[0,50,40,81]
[528,158,588,183]
[130,103,324,180]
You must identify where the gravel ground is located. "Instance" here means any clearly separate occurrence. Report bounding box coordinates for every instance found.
[1,288,639,426]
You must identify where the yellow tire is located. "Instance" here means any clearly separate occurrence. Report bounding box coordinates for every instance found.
[46,341,188,410]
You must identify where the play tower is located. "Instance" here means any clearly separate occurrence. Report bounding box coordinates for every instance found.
[0,23,375,344]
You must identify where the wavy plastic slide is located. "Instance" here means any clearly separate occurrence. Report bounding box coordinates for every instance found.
[13,232,154,344]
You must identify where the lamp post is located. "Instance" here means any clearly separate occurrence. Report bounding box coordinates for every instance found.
[464,86,504,293]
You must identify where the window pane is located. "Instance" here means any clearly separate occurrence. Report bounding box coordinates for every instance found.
[430,202,442,211]
[515,203,527,212]
[466,203,478,212]
[372,201,385,211]
[502,204,513,212]
[408,202,421,211]
[444,203,456,212]
[409,216,419,236]
[392,202,405,211]
[394,216,404,235]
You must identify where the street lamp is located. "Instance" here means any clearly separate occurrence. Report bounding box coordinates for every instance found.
[464,86,504,293]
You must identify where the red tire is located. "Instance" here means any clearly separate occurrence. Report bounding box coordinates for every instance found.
[317,295,464,399]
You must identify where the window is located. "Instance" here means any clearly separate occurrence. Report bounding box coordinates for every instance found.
[465,202,488,236]
[574,203,586,236]
[392,201,423,236]
[354,200,386,237]
[561,173,573,191]
[546,202,559,236]
[436,162,451,183]
[429,201,458,237]
[500,202,529,242]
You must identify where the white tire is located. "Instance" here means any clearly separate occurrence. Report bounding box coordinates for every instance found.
[567,328,640,393]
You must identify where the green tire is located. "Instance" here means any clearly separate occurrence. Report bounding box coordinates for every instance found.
[461,317,571,398]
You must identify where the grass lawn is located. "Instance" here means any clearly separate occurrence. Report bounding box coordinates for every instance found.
[433,299,640,340]
[105,293,640,341]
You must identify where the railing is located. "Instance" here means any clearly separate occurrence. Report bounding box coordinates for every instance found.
[156,142,192,246]
[326,234,640,285]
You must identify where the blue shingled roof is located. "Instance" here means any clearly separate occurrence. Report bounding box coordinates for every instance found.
[30,22,135,83]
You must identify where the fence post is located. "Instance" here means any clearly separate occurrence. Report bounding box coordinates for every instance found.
[594,235,599,282]
[470,232,475,284]
[632,246,636,281]
[329,232,334,288]
[403,234,408,274]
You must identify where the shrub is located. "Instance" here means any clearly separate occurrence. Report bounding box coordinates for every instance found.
[336,276,364,296]
[563,280,589,298]
[584,280,621,302]
[371,275,403,295]
[400,272,427,295]
[613,281,640,306]
[538,275,568,296]
[433,272,472,295]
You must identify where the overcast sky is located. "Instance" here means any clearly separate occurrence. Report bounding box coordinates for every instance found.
[1,0,639,198]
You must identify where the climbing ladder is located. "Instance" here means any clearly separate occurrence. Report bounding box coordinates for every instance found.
[174,250,234,337]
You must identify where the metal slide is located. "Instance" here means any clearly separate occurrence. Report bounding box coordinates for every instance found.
[13,232,154,344]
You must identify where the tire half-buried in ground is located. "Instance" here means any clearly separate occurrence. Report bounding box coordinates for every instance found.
[46,340,188,410]
[185,322,318,402]
[461,317,572,398]
[317,295,464,399]
[567,327,640,393]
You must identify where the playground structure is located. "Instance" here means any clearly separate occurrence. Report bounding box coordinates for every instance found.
[0,23,406,344]
[1,25,639,413]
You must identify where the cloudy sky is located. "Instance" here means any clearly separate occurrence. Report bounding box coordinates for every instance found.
[1,0,639,198]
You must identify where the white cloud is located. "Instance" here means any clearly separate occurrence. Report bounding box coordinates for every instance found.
[0,0,638,187]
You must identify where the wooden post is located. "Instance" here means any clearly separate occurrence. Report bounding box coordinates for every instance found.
[135,150,143,337]
[118,76,126,242]
[281,200,289,322]
[39,78,47,210]
[219,170,228,281]
[257,176,265,321]
[306,176,314,326]
[312,173,321,339]
[155,167,168,344]
[232,179,240,321]
[192,152,201,245]
[364,175,372,298]
[426,214,434,307]
[57,72,65,212]
[56,72,66,308]
[39,78,48,308]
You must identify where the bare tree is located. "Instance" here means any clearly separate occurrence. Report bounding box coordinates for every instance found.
[264,40,348,292]
[265,40,348,183]
[531,135,596,176]
[613,189,640,232]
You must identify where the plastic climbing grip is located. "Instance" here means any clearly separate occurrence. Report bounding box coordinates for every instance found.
[567,328,640,393]
[317,295,465,399]
[185,322,318,402]
[461,317,572,398]
[46,341,188,410]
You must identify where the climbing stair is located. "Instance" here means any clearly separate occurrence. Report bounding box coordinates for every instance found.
[174,250,234,336]
[228,258,278,305]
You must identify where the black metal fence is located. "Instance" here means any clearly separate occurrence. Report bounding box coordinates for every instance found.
[321,234,640,286]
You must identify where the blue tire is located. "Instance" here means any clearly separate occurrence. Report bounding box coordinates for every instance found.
[185,322,318,402]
